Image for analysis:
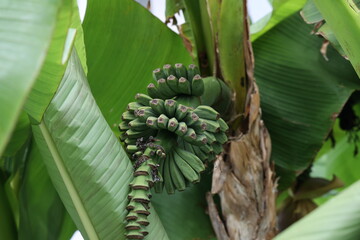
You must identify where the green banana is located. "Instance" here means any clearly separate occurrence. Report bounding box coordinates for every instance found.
[149,99,165,115]
[167,75,179,92]
[122,111,136,121]
[164,99,177,117]
[135,93,152,106]
[135,107,156,121]
[167,117,179,132]
[169,151,186,191]
[191,145,208,162]
[193,105,220,120]
[218,118,229,132]
[163,64,176,77]
[164,155,175,194]
[146,116,158,129]
[119,121,130,131]
[191,75,204,96]
[157,114,169,129]
[183,128,197,143]
[175,122,187,137]
[201,119,220,133]
[184,112,199,126]
[152,68,166,80]
[126,145,139,153]
[200,144,213,154]
[175,104,189,121]
[173,148,199,183]
[175,63,187,79]
[178,77,192,95]
[214,131,228,144]
[175,147,205,173]
[157,78,176,98]
[127,102,142,112]
[202,131,216,144]
[212,142,223,154]
[147,83,164,99]
[128,118,147,131]
[187,64,200,82]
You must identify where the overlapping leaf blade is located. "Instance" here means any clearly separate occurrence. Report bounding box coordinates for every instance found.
[32,51,168,240]
[275,180,360,240]
[0,0,64,155]
[19,140,76,240]
[83,0,192,133]
[253,14,359,186]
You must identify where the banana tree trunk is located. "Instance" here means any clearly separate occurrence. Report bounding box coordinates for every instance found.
[206,2,277,239]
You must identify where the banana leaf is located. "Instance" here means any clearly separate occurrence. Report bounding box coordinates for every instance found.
[275,180,360,240]
[32,51,168,240]
[253,13,360,188]
[0,0,65,155]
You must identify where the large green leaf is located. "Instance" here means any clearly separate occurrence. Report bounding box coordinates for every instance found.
[275,180,360,240]
[32,51,168,240]
[314,0,360,78]
[0,182,17,240]
[151,173,215,240]
[24,0,86,122]
[253,14,359,183]
[0,0,64,155]
[251,0,307,41]
[83,0,192,134]
[19,140,76,240]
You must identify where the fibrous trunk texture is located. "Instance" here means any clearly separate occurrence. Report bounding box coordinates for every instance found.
[208,83,276,240]
[206,2,277,238]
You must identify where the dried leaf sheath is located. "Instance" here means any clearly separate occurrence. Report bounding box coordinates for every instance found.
[208,84,277,240]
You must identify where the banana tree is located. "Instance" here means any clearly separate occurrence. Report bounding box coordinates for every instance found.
[1,0,360,239]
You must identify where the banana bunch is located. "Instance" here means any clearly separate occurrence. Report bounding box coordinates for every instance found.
[119,64,229,239]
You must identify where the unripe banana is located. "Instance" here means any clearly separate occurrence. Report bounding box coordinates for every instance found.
[167,117,179,132]
[163,64,176,77]
[214,131,228,144]
[152,68,166,81]
[128,118,147,131]
[175,122,188,137]
[191,74,204,96]
[175,63,187,79]
[157,114,169,129]
[212,142,223,155]
[173,148,199,183]
[178,77,192,95]
[169,151,186,191]
[122,111,136,121]
[127,102,143,112]
[187,64,200,82]
[135,93,152,106]
[146,116,158,129]
[149,99,165,115]
[164,99,177,117]
[175,104,189,121]
[193,105,220,120]
[147,83,164,99]
[167,75,179,92]
[201,119,220,133]
[183,128,197,143]
[175,147,205,173]
[119,121,130,131]
[164,156,175,194]
[157,78,176,98]
[218,118,229,132]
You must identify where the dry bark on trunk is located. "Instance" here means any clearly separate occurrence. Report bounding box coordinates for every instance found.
[206,2,277,239]
[208,83,277,240]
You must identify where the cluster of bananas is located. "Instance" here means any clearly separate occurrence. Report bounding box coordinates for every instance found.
[119,64,229,239]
